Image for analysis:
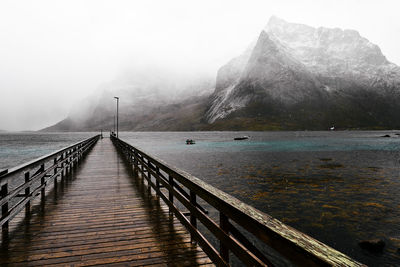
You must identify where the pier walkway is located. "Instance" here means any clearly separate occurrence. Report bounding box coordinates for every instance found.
[0,138,212,266]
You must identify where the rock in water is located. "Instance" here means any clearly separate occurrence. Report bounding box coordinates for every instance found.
[358,239,385,253]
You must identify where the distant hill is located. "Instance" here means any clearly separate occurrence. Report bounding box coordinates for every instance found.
[42,71,215,131]
[43,17,400,132]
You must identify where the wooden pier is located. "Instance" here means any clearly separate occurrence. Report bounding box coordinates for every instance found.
[0,135,365,266]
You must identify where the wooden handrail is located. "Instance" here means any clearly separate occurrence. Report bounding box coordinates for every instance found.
[111,135,365,267]
[1,135,99,183]
[0,135,100,235]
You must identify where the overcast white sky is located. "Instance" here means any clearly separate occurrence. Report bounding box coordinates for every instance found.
[1,0,399,131]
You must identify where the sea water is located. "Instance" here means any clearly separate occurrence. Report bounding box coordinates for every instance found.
[1,131,399,266]
[120,131,400,266]
[0,132,94,170]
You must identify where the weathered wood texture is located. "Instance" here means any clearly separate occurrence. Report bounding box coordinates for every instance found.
[0,138,212,266]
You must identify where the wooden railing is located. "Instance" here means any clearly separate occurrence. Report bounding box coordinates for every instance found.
[111,134,365,267]
[0,135,100,237]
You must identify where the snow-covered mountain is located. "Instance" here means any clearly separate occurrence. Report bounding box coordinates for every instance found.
[206,16,400,128]
[45,16,400,132]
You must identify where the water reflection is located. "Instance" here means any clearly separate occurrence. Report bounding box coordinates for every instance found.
[116,146,207,266]
[0,157,80,264]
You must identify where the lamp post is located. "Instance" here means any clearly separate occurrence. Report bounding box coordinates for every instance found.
[114,96,119,138]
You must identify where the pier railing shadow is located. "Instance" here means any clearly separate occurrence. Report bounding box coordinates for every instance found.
[116,147,205,266]
[111,134,365,267]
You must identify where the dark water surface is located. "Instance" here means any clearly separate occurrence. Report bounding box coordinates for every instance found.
[0,132,94,170]
[119,131,400,266]
[1,131,400,266]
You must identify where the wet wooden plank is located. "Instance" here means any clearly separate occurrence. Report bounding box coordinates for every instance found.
[0,138,213,266]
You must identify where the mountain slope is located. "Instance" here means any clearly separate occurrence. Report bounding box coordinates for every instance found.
[43,70,214,132]
[44,16,400,132]
[205,16,400,130]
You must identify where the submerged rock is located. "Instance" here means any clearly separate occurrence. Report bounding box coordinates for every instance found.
[381,134,391,137]
[359,239,385,253]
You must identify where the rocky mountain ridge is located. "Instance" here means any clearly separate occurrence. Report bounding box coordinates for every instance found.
[44,16,400,131]
[205,16,400,129]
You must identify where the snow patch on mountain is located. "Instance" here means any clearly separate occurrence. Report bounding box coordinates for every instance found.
[206,42,255,122]
[206,85,251,123]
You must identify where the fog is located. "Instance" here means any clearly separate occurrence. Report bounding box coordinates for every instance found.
[0,0,399,131]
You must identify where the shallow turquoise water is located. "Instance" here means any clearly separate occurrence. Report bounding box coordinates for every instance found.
[185,138,400,152]
[0,132,95,170]
[120,131,400,153]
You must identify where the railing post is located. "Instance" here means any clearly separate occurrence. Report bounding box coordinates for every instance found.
[74,147,77,167]
[76,146,79,164]
[147,160,152,194]
[129,150,133,164]
[168,175,174,213]
[140,155,144,184]
[133,150,138,176]
[76,145,79,162]
[67,150,70,174]
[40,163,45,202]
[140,155,144,174]
[77,145,80,164]
[61,152,65,179]
[220,212,230,263]
[54,158,58,189]
[69,149,72,170]
[190,190,197,243]
[1,182,9,235]
[156,166,160,189]
[72,148,75,169]
[65,151,68,175]
[25,172,30,213]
